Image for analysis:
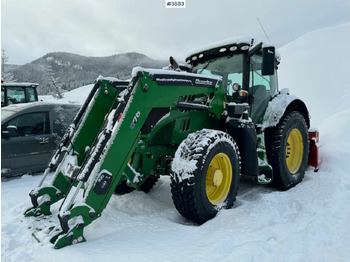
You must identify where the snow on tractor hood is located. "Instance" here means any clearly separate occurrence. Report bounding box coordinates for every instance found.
[132,66,222,80]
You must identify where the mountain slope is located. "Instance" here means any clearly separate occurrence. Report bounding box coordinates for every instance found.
[11,52,167,94]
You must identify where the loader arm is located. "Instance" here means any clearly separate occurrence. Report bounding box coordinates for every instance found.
[26,69,224,248]
[24,79,128,217]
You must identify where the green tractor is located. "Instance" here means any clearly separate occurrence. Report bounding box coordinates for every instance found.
[24,37,319,248]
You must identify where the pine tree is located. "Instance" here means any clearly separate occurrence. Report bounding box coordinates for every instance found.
[46,64,64,99]
[1,48,17,82]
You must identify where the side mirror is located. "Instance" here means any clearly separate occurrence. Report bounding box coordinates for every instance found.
[262,46,275,75]
[169,56,180,71]
[2,125,18,138]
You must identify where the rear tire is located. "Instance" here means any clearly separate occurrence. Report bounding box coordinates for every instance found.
[140,175,159,193]
[171,129,240,224]
[114,175,159,195]
[265,111,309,190]
[114,181,135,195]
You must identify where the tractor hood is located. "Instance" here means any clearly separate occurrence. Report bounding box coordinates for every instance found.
[132,66,222,89]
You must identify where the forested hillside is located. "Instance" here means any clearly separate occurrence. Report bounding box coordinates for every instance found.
[9,52,167,95]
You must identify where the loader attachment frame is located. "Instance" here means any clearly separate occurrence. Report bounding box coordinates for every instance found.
[25,70,224,248]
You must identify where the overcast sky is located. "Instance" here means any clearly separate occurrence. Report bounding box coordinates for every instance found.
[2,0,350,65]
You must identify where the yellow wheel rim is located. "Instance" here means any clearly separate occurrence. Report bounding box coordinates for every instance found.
[286,128,304,174]
[206,153,232,205]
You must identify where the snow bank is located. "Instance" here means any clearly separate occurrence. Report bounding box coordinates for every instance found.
[278,21,350,127]
[39,84,93,105]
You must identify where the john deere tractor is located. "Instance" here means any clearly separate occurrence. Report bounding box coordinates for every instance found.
[24,37,319,248]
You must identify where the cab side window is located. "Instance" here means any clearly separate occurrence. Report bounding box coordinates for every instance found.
[249,54,277,123]
[5,112,50,136]
[25,88,37,102]
[1,88,5,106]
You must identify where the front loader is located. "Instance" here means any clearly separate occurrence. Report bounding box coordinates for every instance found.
[24,37,319,248]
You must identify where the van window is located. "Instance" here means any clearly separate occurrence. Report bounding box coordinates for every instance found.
[5,112,50,136]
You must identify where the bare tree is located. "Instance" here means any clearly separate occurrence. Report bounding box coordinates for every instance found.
[46,64,64,99]
[1,48,16,82]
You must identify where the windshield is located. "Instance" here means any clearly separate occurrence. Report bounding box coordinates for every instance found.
[192,54,244,95]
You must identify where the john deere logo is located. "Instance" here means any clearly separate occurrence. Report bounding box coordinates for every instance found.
[130,111,140,129]
[195,79,213,86]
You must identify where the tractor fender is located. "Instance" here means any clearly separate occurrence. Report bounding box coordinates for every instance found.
[258,89,310,130]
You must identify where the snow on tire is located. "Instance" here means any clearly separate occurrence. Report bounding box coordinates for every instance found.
[171,129,240,224]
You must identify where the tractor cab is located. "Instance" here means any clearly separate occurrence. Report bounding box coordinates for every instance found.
[186,37,279,124]
[1,82,39,107]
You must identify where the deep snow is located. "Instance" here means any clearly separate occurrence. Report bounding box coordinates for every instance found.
[2,22,350,262]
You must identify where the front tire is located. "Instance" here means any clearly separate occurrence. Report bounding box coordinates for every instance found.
[265,111,309,190]
[171,129,240,224]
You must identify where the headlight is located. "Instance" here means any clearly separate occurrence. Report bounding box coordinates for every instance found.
[233,83,241,91]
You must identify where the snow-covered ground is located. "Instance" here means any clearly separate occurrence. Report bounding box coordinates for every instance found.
[2,22,350,262]
[39,84,94,105]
